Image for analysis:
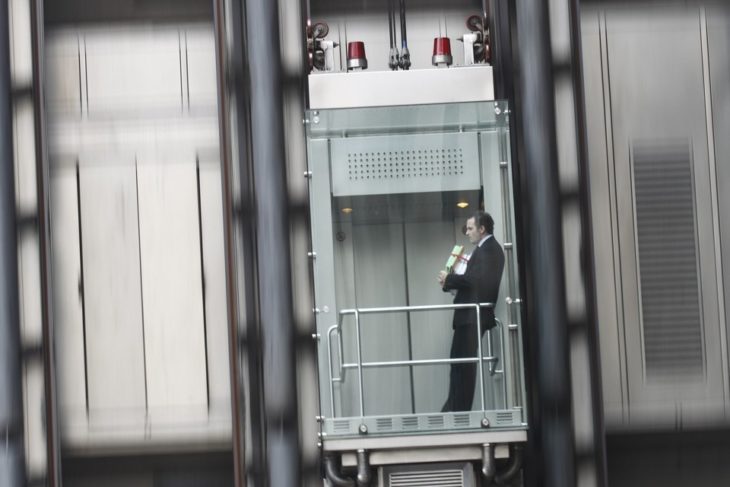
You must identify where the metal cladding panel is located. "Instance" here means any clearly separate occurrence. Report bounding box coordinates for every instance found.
[330,133,481,197]
[50,167,87,418]
[198,160,231,413]
[136,159,208,413]
[308,66,494,109]
[79,163,146,413]
[84,29,182,114]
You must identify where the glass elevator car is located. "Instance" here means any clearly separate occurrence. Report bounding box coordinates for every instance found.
[306,100,527,471]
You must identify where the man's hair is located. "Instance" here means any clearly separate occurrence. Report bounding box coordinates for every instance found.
[470,211,494,235]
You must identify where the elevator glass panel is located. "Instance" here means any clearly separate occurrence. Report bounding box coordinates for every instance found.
[306,101,526,438]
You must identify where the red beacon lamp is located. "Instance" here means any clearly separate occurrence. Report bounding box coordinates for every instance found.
[432,36,453,67]
[346,41,368,70]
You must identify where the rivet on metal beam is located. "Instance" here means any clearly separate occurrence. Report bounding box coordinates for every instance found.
[304,170,312,178]
[499,161,508,168]
[307,251,317,259]
[504,242,513,249]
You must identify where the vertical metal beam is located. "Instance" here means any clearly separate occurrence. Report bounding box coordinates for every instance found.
[489,0,514,101]
[213,0,248,485]
[244,0,301,484]
[513,0,576,486]
[565,0,608,484]
[29,0,61,483]
[0,0,26,485]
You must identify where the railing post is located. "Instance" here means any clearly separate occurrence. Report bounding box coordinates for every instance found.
[354,310,366,423]
[476,304,486,412]
[327,325,338,416]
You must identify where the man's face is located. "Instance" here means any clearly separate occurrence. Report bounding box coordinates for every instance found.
[465,217,484,244]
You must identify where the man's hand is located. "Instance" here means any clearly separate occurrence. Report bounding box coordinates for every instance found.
[438,270,447,287]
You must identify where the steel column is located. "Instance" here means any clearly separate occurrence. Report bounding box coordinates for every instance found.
[213,0,248,485]
[566,0,608,484]
[30,0,61,483]
[244,0,301,484]
[0,0,26,484]
[514,0,576,486]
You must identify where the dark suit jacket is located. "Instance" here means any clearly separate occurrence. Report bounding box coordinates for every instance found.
[443,236,505,330]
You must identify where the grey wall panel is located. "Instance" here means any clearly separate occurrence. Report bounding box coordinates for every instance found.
[50,166,87,428]
[79,161,146,417]
[579,9,627,425]
[351,223,412,416]
[198,159,231,417]
[605,8,723,422]
[136,157,208,415]
[405,220,458,413]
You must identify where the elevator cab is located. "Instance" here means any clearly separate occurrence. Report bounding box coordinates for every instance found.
[306,100,527,484]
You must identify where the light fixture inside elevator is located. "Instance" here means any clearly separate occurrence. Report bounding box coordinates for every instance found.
[456,201,469,209]
[341,207,353,214]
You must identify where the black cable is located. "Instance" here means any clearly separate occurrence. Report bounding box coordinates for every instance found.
[399,0,407,48]
[387,0,395,49]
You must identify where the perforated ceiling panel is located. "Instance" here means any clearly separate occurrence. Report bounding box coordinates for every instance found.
[330,133,481,196]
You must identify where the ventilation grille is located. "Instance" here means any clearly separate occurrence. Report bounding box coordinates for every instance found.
[402,417,418,430]
[376,418,393,432]
[426,415,444,428]
[633,143,703,380]
[453,414,470,427]
[346,149,464,181]
[389,469,464,487]
[495,411,514,425]
[333,419,351,433]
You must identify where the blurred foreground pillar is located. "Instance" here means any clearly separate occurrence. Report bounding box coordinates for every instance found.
[514,0,607,486]
[244,0,302,485]
[0,0,26,485]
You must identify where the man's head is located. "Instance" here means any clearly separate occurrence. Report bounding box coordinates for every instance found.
[465,211,494,244]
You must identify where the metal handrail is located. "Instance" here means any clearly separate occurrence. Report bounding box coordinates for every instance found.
[329,302,501,422]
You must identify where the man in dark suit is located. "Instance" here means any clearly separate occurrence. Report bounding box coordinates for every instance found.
[438,211,505,412]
